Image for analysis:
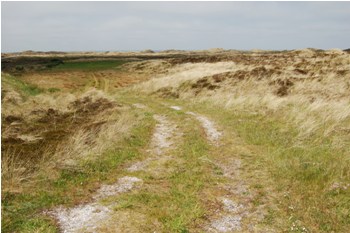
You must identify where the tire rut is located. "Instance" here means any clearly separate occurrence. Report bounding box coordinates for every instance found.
[49,102,255,232]
[127,113,181,173]
[186,111,222,144]
[170,105,255,232]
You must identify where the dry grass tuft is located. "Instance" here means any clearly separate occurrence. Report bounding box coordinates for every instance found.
[54,110,136,168]
[133,51,350,140]
[133,62,238,94]
[130,50,350,231]
[1,85,138,193]
[2,150,35,193]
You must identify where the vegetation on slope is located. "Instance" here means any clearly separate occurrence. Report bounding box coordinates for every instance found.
[131,49,350,232]
[185,101,350,232]
[1,49,349,232]
[2,114,153,232]
[2,73,43,97]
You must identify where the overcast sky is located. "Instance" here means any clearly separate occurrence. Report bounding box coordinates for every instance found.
[1,1,350,52]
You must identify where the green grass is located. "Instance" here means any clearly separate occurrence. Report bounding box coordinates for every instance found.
[1,112,153,233]
[50,60,127,71]
[2,73,43,97]
[3,87,349,232]
[109,122,211,232]
[93,100,215,232]
[187,101,350,232]
[160,129,210,232]
[47,87,60,93]
[2,73,62,97]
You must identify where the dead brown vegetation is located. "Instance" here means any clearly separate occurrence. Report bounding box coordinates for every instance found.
[133,49,350,140]
[2,49,349,232]
[1,87,136,193]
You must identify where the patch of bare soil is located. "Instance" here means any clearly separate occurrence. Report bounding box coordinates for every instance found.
[185,111,222,144]
[207,153,269,232]
[206,159,248,233]
[49,176,142,233]
[170,106,182,110]
[93,176,143,200]
[132,103,147,109]
[151,115,178,155]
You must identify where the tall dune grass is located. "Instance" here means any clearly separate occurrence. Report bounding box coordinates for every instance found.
[131,50,350,231]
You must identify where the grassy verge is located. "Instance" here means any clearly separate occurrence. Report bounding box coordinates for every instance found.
[185,101,350,232]
[1,111,153,232]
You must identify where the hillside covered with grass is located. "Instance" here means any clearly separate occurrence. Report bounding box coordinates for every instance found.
[1,49,350,232]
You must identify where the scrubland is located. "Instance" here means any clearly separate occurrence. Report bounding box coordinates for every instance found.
[1,49,350,232]
[1,61,150,231]
[133,48,350,232]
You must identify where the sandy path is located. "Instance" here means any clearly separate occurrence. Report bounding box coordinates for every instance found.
[50,103,250,232]
[170,106,253,232]
[152,115,177,155]
[51,106,183,232]
[169,106,222,143]
[207,160,249,233]
[127,114,180,172]
[186,111,222,143]
[209,198,245,232]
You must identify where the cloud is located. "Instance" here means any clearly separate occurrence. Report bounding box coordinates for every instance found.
[2,2,350,52]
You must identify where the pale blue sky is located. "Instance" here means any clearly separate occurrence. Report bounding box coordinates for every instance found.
[2,1,350,52]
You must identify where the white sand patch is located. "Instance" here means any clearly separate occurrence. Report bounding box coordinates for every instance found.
[126,158,153,172]
[186,111,196,116]
[50,176,142,233]
[132,103,147,109]
[170,106,182,110]
[223,182,248,196]
[152,115,178,155]
[93,176,142,200]
[209,215,242,232]
[186,112,222,143]
[221,198,243,213]
[51,204,111,233]
[208,198,244,232]
[204,158,249,232]
[195,115,222,142]
[126,114,179,172]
